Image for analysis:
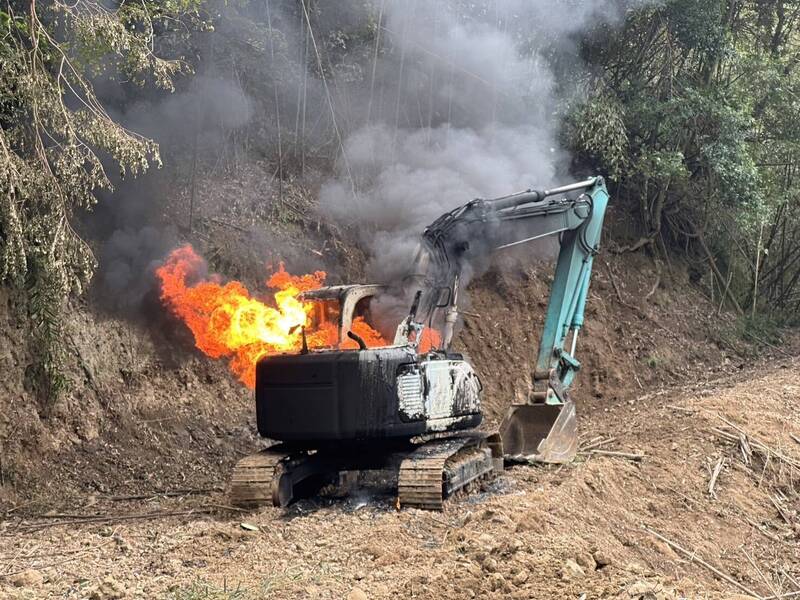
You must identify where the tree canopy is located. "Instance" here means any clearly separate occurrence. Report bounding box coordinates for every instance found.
[569,0,800,319]
[3,0,800,402]
[0,0,201,399]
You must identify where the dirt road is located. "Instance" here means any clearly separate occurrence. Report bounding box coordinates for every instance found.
[1,360,799,600]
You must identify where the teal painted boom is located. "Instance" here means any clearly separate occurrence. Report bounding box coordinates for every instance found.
[535,178,609,398]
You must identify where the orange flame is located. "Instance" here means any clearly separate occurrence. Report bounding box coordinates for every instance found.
[417,327,442,353]
[156,245,388,387]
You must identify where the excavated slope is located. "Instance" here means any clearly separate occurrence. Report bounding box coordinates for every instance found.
[0,357,798,599]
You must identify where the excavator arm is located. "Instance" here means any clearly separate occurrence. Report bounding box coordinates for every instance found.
[407,176,610,463]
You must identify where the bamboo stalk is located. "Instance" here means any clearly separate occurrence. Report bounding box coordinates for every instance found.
[585,449,644,462]
[691,222,744,314]
[753,220,765,318]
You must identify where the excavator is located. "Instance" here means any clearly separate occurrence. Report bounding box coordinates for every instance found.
[230,176,609,509]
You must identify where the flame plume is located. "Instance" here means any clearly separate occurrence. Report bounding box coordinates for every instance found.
[156,245,386,387]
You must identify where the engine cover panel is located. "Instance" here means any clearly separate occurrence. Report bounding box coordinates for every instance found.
[256,347,481,444]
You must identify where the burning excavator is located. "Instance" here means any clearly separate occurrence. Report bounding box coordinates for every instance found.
[228,176,610,509]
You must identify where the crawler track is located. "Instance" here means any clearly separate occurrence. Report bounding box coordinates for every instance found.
[231,435,501,510]
[229,446,305,508]
[397,438,496,510]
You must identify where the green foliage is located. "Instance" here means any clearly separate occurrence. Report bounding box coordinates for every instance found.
[739,314,784,344]
[710,313,785,357]
[0,1,200,403]
[644,354,660,369]
[668,0,727,56]
[565,0,800,319]
[568,93,629,180]
[635,149,688,184]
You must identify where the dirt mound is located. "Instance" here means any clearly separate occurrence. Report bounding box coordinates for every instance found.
[458,251,752,424]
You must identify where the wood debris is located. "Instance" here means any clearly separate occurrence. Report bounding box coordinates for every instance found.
[643,527,760,598]
[707,456,726,499]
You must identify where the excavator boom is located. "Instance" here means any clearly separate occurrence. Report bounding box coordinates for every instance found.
[412,177,610,462]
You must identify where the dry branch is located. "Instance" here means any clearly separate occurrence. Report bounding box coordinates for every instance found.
[782,569,800,591]
[579,437,617,452]
[643,527,761,598]
[107,488,219,502]
[739,434,754,466]
[585,449,644,462]
[602,260,680,340]
[770,495,792,525]
[743,517,781,543]
[603,260,634,309]
[716,415,800,470]
[15,507,224,533]
[645,270,661,300]
[743,548,780,598]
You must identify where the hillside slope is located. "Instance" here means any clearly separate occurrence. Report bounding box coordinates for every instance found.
[0,353,797,599]
[0,170,796,598]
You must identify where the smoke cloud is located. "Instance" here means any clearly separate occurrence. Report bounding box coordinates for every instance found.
[91,73,255,310]
[87,0,647,319]
[319,0,640,283]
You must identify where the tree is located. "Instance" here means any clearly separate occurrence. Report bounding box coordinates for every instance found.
[568,0,800,321]
[0,0,201,402]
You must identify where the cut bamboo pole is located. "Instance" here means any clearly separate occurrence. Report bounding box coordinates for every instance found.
[708,456,725,498]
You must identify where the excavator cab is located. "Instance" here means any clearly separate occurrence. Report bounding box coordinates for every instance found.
[300,284,386,347]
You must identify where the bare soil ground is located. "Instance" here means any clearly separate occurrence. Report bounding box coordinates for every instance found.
[1,354,798,600]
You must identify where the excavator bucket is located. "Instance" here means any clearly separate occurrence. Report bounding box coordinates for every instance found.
[499,401,578,463]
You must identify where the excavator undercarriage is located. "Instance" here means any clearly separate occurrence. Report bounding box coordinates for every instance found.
[231,432,502,510]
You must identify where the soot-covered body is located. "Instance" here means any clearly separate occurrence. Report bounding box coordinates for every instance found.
[256,346,482,446]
